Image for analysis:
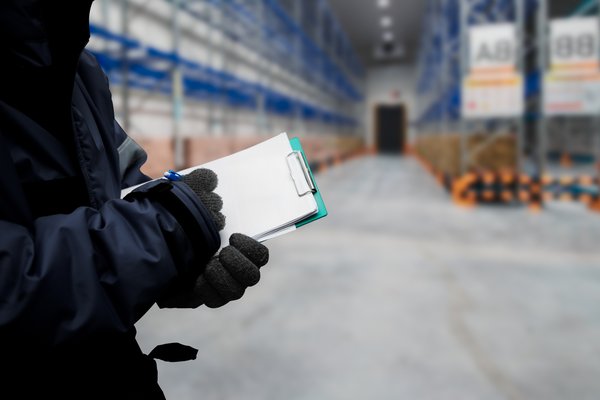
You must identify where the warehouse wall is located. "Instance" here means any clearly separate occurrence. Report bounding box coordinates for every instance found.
[365,64,416,148]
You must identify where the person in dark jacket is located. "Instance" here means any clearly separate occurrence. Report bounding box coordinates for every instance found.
[0,0,269,398]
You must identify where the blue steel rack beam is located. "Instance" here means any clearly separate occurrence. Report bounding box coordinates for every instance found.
[174,0,364,102]
[111,0,363,139]
[89,23,358,128]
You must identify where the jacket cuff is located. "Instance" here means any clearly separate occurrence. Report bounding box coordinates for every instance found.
[124,179,221,275]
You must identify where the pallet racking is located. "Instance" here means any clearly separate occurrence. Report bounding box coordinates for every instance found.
[88,0,366,168]
[413,0,600,211]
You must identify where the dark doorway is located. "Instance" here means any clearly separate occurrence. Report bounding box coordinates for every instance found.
[375,105,405,154]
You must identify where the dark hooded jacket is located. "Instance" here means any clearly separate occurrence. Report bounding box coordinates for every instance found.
[0,1,220,398]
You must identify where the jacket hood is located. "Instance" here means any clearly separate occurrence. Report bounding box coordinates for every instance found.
[0,0,94,69]
[0,0,95,147]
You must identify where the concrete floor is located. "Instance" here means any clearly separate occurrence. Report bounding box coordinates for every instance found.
[136,155,600,400]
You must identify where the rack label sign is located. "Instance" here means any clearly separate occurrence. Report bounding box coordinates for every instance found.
[544,17,600,116]
[549,17,599,70]
[463,23,523,118]
[469,23,517,72]
[462,75,523,118]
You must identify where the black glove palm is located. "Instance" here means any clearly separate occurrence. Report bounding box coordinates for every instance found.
[158,233,269,308]
[158,168,269,309]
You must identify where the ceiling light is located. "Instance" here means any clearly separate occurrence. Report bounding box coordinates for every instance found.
[377,0,390,8]
[380,16,392,28]
[383,31,394,42]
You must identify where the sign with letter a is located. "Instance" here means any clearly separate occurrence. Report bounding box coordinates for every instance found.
[463,23,524,119]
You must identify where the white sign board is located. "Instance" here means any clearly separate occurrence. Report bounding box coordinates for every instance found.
[470,23,517,71]
[463,75,523,118]
[549,17,599,68]
[463,23,523,118]
[544,73,600,115]
[544,17,600,116]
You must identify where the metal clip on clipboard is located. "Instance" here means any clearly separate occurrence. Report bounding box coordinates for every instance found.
[286,151,316,197]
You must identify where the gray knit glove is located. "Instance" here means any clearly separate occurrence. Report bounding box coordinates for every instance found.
[158,233,269,309]
[181,168,225,231]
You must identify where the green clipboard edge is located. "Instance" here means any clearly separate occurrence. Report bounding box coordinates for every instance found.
[289,137,328,228]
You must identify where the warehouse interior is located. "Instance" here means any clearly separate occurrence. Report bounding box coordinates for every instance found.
[88,0,600,398]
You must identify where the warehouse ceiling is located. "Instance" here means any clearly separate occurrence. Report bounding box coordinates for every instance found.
[327,0,589,69]
[327,0,426,67]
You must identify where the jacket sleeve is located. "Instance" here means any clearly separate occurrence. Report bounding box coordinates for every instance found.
[80,49,150,189]
[0,178,220,348]
[114,120,152,188]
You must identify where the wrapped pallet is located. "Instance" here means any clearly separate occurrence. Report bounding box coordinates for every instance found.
[413,133,517,177]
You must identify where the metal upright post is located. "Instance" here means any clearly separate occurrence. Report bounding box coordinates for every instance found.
[171,0,185,170]
[257,0,269,136]
[596,0,600,184]
[536,0,548,179]
[206,2,216,136]
[515,0,525,179]
[213,1,225,137]
[121,0,131,133]
[459,0,470,175]
[293,0,303,77]
[293,0,304,136]
[441,0,448,136]
[315,0,326,135]
[219,2,229,137]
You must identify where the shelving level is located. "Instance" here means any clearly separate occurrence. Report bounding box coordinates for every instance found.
[538,0,600,178]
[415,0,531,178]
[87,0,366,170]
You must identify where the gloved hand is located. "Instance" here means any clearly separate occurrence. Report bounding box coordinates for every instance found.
[158,233,269,309]
[181,168,225,231]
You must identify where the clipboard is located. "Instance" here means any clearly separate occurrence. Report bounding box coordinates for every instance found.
[121,133,328,245]
[287,137,328,229]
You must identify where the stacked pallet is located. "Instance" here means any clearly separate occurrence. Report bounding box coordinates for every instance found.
[413,133,517,177]
[289,135,366,171]
[139,134,366,179]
